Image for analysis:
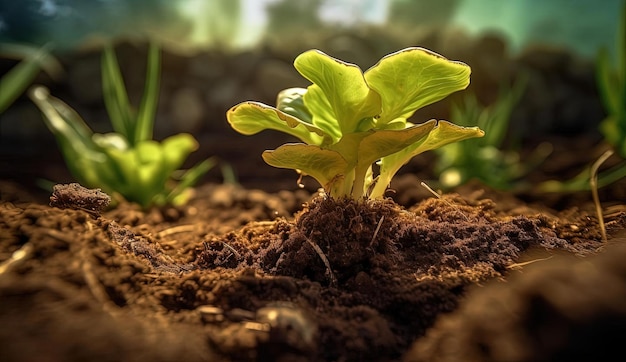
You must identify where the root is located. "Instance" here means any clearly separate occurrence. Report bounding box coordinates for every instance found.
[506,256,554,270]
[369,216,385,247]
[157,224,196,238]
[420,181,469,221]
[305,239,337,287]
[0,243,33,275]
[80,246,120,318]
[590,150,613,242]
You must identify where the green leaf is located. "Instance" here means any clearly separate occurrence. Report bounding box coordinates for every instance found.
[276,87,312,123]
[102,44,134,140]
[161,133,199,174]
[27,87,103,186]
[364,47,471,125]
[303,85,343,143]
[262,143,349,195]
[134,42,160,143]
[294,49,382,134]
[371,121,484,198]
[597,48,619,115]
[165,157,216,205]
[227,101,328,145]
[0,46,50,113]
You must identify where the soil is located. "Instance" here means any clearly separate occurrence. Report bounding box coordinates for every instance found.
[1,151,625,362]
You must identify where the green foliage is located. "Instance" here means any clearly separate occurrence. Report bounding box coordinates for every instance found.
[434,76,549,190]
[596,3,626,159]
[0,43,63,114]
[539,3,626,193]
[29,43,214,208]
[227,47,484,200]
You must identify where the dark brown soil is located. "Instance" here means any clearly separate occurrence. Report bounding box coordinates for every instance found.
[1,178,625,362]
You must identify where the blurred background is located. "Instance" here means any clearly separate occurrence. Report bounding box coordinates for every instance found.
[0,0,623,196]
[0,0,620,57]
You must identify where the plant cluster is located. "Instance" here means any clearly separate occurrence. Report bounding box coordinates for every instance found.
[539,4,626,193]
[227,47,484,200]
[434,76,551,190]
[29,43,214,208]
[597,3,626,160]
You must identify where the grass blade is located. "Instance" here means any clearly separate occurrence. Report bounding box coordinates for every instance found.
[166,157,216,204]
[0,46,53,113]
[134,42,161,144]
[102,44,134,139]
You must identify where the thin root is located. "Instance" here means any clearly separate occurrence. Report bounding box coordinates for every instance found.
[157,224,197,238]
[0,243,33,275]
[590,150,613,242]
[81,247,119,317]
[506,256,554,270]
[305,239,337,287]
[369,216,385,247]
[420,181,470,221]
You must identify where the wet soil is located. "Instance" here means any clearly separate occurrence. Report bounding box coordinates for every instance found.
[1,173,625,361]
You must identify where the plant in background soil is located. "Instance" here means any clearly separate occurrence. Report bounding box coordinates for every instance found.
[539,4,626,193]
[597,3,626,160]
[0,43,63,114]
[28,42,215,208]
[227,47,484,200]
[434,76,551,190]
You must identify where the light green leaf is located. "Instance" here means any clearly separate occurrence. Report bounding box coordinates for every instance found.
[294,49,381,134]
[276,87,312,124]
[166,157,216,205]
[303,84,343,143]
[102,44,134,140]
[0,46,51,114]
[371,121,484,198]
[364,47,470,125]
[358,120,437,168]
[161,133,199,173]
[134,42,160,143]
[597,49,619,116]
[262,143,348,194]
[227,101,328,144]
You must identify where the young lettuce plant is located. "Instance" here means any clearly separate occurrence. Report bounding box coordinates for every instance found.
[227,47,484,200]
[29,43,214,208]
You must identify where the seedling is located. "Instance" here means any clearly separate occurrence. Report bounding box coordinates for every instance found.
[29,43,214,208]
[227,47,484,200]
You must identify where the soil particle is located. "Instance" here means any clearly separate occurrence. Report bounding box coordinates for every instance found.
[49,183,111,216]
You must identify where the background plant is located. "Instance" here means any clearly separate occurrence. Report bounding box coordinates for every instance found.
[29,42,214,208]
[434,76,551,190]
[539,3,626,192]
[227,47,484,200]
[598,2,626,160]
[0,43,63,114]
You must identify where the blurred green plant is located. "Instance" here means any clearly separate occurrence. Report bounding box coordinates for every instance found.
[435,76,551,190]
[29,43,214,208]
[0,43,63,114]
[227,47,484,200]
[597,3,626,159]
[539,4,626,193]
